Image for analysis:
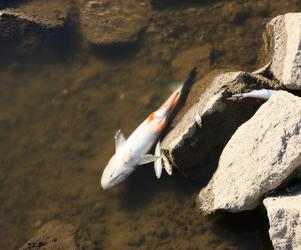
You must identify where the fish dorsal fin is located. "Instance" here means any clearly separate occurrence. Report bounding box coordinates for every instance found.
[114,129,126,153]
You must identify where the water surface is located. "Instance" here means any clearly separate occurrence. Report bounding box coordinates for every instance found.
[1,0,301,249]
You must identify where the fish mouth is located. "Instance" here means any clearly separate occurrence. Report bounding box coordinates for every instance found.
[101,171,131,190]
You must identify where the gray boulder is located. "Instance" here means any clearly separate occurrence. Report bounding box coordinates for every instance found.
[263,13,301,90]
[264,192,301,250]
[198,91,301,214]
[80,0,151,46]
[161,70,279,183]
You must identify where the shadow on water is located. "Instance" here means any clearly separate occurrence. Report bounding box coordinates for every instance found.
[212,209,273,250]
[119,165,198,211]
[119,167,161,211]
[87,20,149,61]
[0,0,25,9]
[116,164,274,249]
[0,20,81,67]
[173,98,265,186]
[90,42,140,62]
[151,0,218,10]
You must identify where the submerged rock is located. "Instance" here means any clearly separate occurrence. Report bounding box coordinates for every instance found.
[161,70,279,183]
[264,192,301,250]
[0,0,71,30]
[263,13,301,90]
[19,221,78,250]
[0,0,72,57]
[80,0,151,46]
[198,91,301,214]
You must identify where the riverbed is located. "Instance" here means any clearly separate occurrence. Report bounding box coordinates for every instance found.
[1,0,301,249]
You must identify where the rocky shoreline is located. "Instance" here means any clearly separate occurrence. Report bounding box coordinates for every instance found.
[161,12,301,250]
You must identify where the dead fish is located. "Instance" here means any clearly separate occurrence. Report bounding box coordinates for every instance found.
[101,69,196,189]
[231,89,276,101]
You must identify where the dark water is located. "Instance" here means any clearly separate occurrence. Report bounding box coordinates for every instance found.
[1,0,301,249]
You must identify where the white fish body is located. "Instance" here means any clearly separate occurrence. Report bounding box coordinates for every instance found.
[232,89,276,101]
[101,88,181,189]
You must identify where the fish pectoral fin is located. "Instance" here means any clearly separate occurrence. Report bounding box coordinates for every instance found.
[153,141,173,178]
[154,141,163,179]
[137,154,159,165]
[114,129,126,152]
[162,154,173,176]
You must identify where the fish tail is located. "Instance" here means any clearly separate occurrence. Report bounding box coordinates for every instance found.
[160,67,197,112]
[180,67,197,94]
[164,91,181,110]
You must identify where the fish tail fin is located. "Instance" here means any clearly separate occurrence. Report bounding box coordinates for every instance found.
[153,68,197,123]
[179,67,197,95]
[160,89,181,113]
[162,154,173,175]
[160,67,197,112]
[171,67,197,100]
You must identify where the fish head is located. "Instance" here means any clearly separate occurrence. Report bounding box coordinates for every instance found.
[100,154,135,190]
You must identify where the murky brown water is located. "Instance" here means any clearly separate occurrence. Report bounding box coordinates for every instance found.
[1,0,301,249]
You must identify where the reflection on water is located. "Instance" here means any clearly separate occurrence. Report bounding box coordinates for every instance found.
[0,0,300,249]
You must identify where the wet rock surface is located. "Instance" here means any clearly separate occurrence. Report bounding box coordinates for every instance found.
[80,0,151,46]
[264,192,301,250]
[263,13,301,90]
[161,70,280,183]
[198,91,301,214]
[19,221,78,250]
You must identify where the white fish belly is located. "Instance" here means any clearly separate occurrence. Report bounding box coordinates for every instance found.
[125,121,159,158]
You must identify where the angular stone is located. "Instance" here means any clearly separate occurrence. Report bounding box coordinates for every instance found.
[198,91,301,214]
[161,70,279,183]
[264,192,301,250]
[263,13,301,90]
[80,0,151,46]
